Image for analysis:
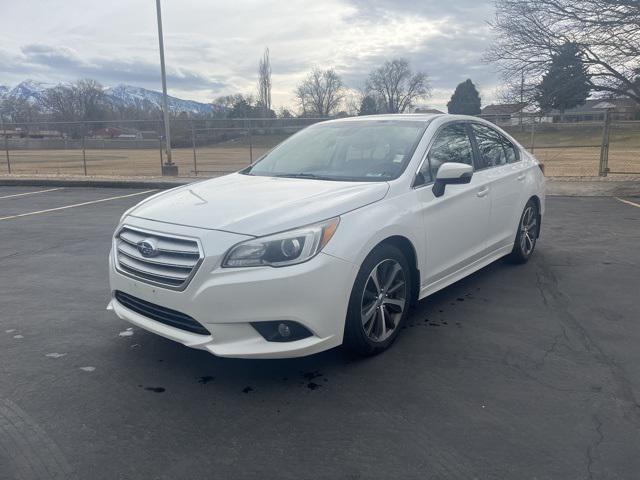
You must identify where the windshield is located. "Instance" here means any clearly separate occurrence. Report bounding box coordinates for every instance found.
[243,120,428,181]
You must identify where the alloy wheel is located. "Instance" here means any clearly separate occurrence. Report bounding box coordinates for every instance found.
[360,259,407,342]
[520,205,538,256]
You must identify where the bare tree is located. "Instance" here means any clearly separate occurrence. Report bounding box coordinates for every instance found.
[39,79,106,122]
[485,0,640,103]
[74,79,106,120]
[257,47,272,117]
[366,59,431,113]
[39,84,77,121]
[492,68,541,123]
[0,96,42,123]
[295,68,344,116]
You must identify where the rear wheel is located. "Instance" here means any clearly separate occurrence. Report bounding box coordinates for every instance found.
[344,244,412,356]
[508,200,539,264]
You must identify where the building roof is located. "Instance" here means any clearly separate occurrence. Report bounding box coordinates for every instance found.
[481,103,526,116]
[549,97,637,115]
[414,108,445,114]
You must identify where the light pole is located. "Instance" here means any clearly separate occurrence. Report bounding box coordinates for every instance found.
[155,0,176,174]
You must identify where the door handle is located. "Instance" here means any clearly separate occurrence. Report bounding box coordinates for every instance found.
[477,186,490,198]
[517,173,526,181]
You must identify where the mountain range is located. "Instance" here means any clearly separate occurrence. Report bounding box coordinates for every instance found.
[0,79,217,115]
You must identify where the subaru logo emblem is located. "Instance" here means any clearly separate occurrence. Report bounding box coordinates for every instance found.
[138,238,158,257]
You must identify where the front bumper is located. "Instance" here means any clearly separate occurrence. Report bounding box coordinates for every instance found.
[108,217,357,358]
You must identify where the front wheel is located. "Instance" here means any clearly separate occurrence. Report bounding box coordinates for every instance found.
[343,244,412,356]
[508,200,539,264]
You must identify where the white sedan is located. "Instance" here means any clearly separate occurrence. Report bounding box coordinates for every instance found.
[108,114,545,358]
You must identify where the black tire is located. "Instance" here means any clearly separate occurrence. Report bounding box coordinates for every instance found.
[343,244,412,356]
[508,199,539,264]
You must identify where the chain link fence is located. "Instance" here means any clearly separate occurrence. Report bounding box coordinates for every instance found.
[480,111,640,177]
[0,117,324,177]
[1,114,639,177]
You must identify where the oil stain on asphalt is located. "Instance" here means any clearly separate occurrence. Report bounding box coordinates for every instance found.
[144,387,166,393]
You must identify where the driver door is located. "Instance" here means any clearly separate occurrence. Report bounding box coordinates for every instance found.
[414,122,492,290]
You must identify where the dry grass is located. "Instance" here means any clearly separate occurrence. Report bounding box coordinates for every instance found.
[1,129,638,177]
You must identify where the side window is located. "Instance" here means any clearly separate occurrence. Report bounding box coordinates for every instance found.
[471,124,519,168]
[420,123,473,183]
[471,124,506,168]
[503,139,520,164]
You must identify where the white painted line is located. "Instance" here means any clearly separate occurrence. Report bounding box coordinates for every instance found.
[0,190,157,221]
[615,197,640,209]
[45,352,67,358]
[0,187,63,200]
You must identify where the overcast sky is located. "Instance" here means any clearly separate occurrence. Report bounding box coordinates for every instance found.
[0,0,500,111]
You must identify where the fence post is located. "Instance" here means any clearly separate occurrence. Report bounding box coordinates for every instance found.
[191,120,197,176]
[530,118,536,153]
[158,134,164,174]
[4,133,10,174]
[598,109,612,177]
[248,122,253,164]
[81,123,87,176]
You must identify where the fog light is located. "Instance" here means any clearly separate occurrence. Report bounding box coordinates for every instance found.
[251,321,313,342]
[277,323,291,338]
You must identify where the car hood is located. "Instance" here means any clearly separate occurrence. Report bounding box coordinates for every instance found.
[129,173,389,236]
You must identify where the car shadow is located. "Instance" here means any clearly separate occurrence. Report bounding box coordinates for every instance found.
[120,256,524,394]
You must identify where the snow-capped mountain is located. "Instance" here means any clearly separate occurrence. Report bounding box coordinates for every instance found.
[1,79,218,115]
[2,80,53,104]
[104,84,214,115]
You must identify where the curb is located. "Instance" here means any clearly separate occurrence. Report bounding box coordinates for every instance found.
[545,178,640,197]
[0,177,192,189]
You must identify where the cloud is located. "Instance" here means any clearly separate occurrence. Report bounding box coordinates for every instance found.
[0,0,500,110]
[5,44,226,94]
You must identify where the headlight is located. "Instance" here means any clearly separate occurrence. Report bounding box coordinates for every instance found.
[222,217,340,268]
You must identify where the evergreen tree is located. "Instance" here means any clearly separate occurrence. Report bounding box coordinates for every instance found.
[358,95,378,116]
[447,79,481,115]
[536,43,590,113]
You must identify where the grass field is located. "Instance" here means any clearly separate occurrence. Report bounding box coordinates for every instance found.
[505,122,640,176]
[1,128,638,177]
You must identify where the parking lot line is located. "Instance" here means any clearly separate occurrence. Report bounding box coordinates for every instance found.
[615,197,640,209]
[0,190,157,221]
[0,187,63,200]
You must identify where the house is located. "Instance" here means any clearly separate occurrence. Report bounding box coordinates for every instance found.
[91,127,141,139]
[27,130,63,139]
[140,131,159,140]
[0,128,23,138]
[414,107,445,114]
[480,103,528,125]
[548,98,639,122]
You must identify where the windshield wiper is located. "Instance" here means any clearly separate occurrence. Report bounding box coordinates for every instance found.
[274,173,327,180]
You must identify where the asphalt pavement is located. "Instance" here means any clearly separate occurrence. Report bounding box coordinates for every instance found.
[1,186,639,480]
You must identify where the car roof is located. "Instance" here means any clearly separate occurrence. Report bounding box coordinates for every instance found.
[314,113,522,147]
[321,113,486,124]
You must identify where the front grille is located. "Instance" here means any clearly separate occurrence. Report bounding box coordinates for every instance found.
[115,291,210,335]
[114,226,203,290]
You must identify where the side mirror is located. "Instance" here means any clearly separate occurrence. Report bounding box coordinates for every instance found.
[432,162,473,198]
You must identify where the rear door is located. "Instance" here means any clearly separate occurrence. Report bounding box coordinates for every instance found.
[470,123,528,251]
[415,121,492,287]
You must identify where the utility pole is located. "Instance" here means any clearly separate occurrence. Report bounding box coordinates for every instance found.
[519,70,525,127]
[156,0,175,174]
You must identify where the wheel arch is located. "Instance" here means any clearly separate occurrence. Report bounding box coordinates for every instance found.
[376,235,421,306]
